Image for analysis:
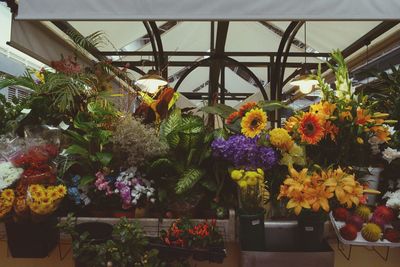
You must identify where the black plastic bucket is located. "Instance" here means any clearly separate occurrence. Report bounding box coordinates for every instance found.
[238,210,266,251]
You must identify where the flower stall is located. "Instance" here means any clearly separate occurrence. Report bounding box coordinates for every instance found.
[1,9,400,264]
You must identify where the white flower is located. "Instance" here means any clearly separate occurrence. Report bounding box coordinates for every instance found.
[0,162,23,190]
[382,147,400,163]
[384,125,396,136]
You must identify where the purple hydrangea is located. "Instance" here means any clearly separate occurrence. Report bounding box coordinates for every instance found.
[211,134,278,170]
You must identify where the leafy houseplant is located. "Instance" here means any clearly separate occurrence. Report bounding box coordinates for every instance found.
[148,109,227,216]
[58,214,164,267]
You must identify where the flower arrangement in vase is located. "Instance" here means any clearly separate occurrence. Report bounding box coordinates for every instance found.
[285,50,396,168]
[278,166,378,249]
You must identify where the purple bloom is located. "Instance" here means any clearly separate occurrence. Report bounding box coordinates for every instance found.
[211,134,278,170]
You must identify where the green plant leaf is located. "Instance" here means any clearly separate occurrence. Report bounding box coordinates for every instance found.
[200,179,218,192]
[258,100,292,112]
[96,152,113,166]
[160,108,181,140]
[64,144,89,157]
[65,129,88,146]
[175,168,204,194]
[201,103,237,119]
[79,175,95,187]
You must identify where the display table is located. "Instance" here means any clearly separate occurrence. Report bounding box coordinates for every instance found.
[240,240,334,267]
[330,213,400,261]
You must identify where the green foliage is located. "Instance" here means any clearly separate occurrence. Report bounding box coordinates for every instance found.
[0,93,28,134]
[58,214,164,267]
[58,106,116,181]
[201,103,237,119]
[148,109,229,213]
[175,168,204,194]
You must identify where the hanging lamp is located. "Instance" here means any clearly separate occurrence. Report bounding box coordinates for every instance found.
[135,69,168,94]
[290,22,318,94]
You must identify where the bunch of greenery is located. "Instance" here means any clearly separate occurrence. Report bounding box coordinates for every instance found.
[148,109,232,216]
[0,94,28,135]
[58,214,164,267]
[58,101,119,184]
[111,115,168,168]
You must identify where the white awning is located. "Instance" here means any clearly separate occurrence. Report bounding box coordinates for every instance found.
[16,0,400,21]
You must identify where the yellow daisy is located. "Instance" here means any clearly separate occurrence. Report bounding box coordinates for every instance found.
[241,108,267,138]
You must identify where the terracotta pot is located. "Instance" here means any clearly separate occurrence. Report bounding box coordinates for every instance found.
[135,207,147,218]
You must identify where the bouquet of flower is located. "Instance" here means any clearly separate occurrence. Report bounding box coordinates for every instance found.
[93,168,156,210]
[211,102,306,214]
[285,51,396,167]
[278,166,377,216]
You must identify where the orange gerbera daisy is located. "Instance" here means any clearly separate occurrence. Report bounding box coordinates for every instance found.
[299,112,325,144]
[239,102,257,116]
[226,111,239,124]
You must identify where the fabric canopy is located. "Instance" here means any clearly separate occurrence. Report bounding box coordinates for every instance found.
[17,0,400,21]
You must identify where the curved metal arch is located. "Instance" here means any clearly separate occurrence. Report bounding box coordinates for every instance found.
[142,21,159,71]
[271,21,301,100]
[278,21,305,100]
[222,57,268,100]
[174,57,213,92]
[149,21,166,77]
[174,56,268,100]
[127,66,146,76]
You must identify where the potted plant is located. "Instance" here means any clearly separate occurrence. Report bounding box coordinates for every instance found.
[58,214,164,267]
[278,166,377,250]
[154,218,225,263]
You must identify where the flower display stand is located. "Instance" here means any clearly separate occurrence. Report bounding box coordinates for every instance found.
[330,213,400,261]
[57,209,235,261]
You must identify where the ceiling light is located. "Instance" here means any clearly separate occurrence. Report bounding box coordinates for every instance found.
[290,74,319,94]
[135,70,167,94]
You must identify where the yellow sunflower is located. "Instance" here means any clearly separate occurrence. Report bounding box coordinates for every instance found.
[241,108,267,138]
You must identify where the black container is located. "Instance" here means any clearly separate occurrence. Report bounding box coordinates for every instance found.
[74,222,113,267]
[5,217,59,258]
[238,209,266,251]
[297,214,325,251]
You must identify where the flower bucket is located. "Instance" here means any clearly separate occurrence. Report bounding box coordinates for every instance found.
[238,209,265,251]
[5,217,59,258]
[297,214,325,251]
[74,222,113,267]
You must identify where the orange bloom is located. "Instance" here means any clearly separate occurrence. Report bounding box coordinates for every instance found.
[324,120,339,141]
[299,112,325,145]
[355,107,372,126]
[239,102,257,116]
[370,125,391,142]
[310,101,336,119]
[339,111,353,121]
[226,111,239,124]
[284,116,300,133]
